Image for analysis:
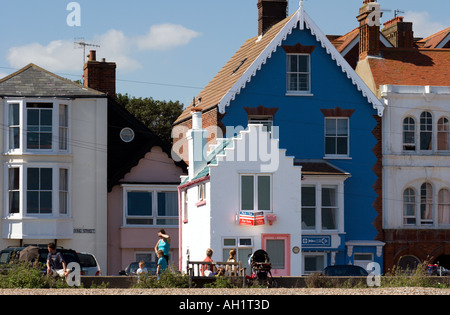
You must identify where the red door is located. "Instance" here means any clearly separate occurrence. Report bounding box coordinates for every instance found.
[261,234,290,276]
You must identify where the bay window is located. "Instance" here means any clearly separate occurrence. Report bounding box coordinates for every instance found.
[4,99,70,154]
[5,164,70,217]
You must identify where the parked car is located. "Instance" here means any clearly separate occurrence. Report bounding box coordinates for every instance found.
[77,252,101,276]
[0,246,80,269]
[119,261,157,276]
[322,265,369,277]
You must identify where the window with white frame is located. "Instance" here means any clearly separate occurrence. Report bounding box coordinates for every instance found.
[402,184,450,227]
[437,117,450,151]
[420,183,433,225]
[198,183,206,202]
[438,189,450,225]
[123,186,178,226]
[403,117,416,151]
[301,184,341,231]
[403,188,416,225]
[420,112,433,151]
[4,99,70,154]
[287,54,311,93]
[222,237,253,275]
[303,253,325,275]
[5,164,70,216]
[240,174,271,211]
[353,253,374,269]
[325,118,349,156]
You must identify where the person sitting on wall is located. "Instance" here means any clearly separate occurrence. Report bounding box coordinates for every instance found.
[200,248,215,276]
[46,242,69,279]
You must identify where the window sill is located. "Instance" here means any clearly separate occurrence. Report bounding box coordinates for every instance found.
[196,200,207,207]
[323,156,352,160]
[285,92,314,97]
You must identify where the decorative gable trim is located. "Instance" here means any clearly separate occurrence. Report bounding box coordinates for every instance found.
[217,4,385,117]
[244,105,279,117]
[282,43,316,54]
[321,107,356,118]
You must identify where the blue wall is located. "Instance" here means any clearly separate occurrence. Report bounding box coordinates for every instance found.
[221,26,379,243]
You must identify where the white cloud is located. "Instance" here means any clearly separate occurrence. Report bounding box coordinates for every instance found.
[136,24,201,51]
[8,40,81,72]
[6,24,200,74]
[404,11,446,38]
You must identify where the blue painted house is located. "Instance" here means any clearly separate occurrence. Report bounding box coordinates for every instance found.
[173,0,385,274]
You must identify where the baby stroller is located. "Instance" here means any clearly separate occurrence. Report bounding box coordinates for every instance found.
[248,249,276,288]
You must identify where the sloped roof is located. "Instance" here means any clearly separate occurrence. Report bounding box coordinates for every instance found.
[175,4,384,124]
[294,159,350,176]
[417,27,450,49]
[367,48,450,88]
[0,63,105,98]
[108,97,187,191]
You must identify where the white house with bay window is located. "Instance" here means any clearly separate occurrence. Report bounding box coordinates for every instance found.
[0,64,108,272]
[179,111,303,276]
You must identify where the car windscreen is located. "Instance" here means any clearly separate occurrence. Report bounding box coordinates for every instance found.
[78,253,97,268]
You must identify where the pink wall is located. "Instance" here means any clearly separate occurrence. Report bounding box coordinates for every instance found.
[107,146,185,275]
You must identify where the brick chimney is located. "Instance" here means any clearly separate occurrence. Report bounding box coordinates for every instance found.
[357,0,381,60]
[381,16,414,48]
[83,50,117,97]
[257,0,288,36]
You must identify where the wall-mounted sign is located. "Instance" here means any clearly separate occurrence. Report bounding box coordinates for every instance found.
[302,235,331,247]
[292,246,300,254]
[239,211,265,226]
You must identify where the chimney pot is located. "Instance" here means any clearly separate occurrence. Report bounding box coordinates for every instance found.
[89,50,96,61]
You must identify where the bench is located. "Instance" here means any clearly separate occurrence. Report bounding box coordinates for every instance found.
[186,260,246,288]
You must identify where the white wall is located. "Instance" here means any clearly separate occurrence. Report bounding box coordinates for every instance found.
[0,97,108,272]
[381,85,450,229]
[181,124,303,275]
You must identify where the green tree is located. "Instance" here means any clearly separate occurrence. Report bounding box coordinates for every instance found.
[117,93,184,145]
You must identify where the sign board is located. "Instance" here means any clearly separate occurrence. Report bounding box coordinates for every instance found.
[239,211,265,226]
[302,235,332,247]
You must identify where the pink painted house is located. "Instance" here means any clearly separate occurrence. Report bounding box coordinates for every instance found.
[83,50,187,275]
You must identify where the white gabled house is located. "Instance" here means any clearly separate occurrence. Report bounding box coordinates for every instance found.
[178,110,302,276]
[0,63,108,272]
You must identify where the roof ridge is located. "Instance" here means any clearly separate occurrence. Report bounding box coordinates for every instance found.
[0,63,105,97]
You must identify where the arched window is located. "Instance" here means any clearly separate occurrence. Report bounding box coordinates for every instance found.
[403,188,416,225]
[403,117,415,151]
[437,117,450,151]
[420,183,433,225]
[420,112,433,150]
[438,189,450,225]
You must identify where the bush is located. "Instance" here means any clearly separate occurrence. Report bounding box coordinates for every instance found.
[0,261,69,289]
[381,261,433,288]
[134,269,190,288]
[204,276,237,289]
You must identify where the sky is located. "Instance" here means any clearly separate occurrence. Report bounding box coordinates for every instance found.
[0,0,449,107]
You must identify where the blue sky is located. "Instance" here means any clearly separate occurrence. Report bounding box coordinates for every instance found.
[0,0,448,106]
